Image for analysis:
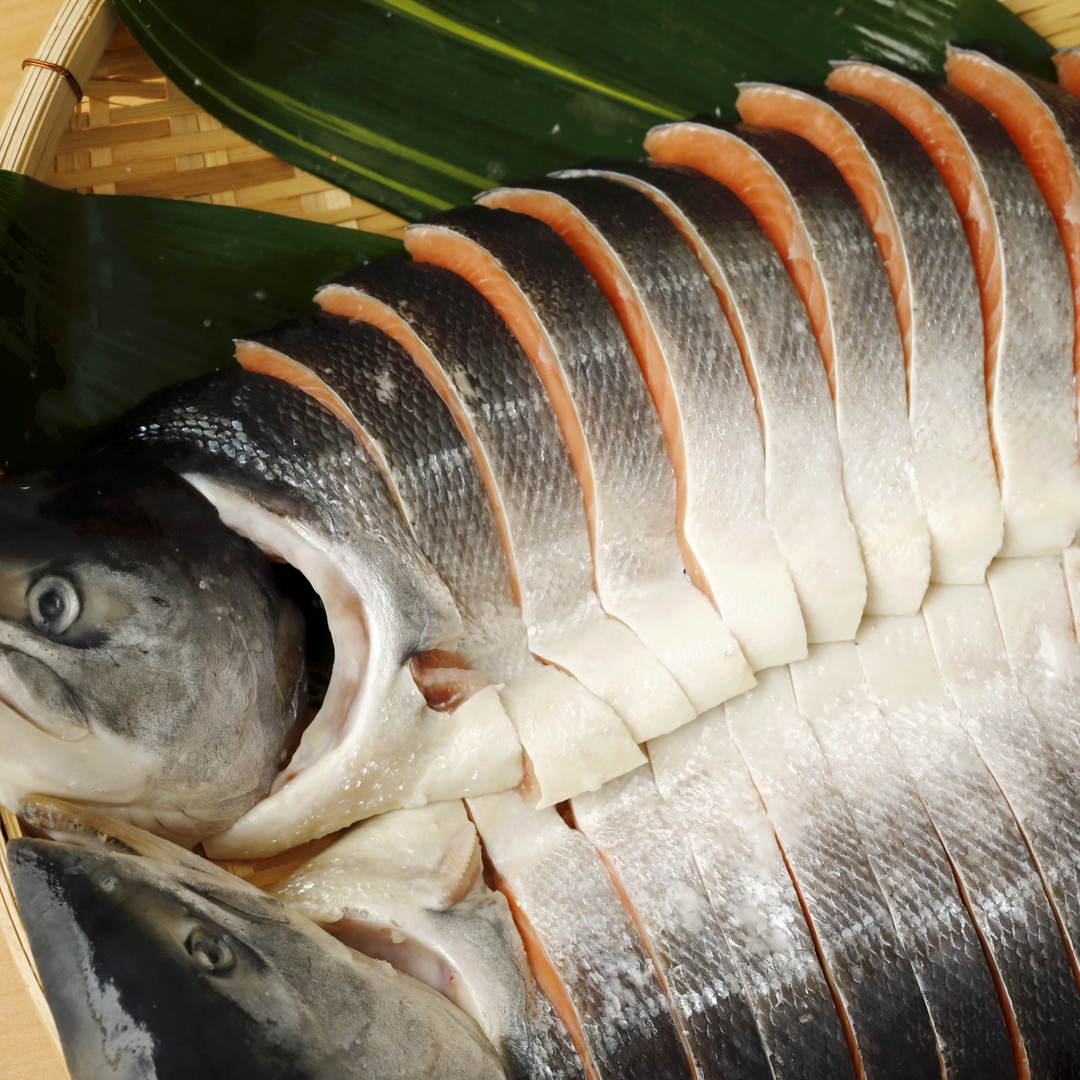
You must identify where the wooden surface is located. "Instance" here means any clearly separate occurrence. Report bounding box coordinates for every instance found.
[0,19,71,1080]
[0,1,1075,1079]
[38,22,406,235]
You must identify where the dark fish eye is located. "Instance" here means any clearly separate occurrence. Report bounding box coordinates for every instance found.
[186,926,236,975]
[26,575,81,636]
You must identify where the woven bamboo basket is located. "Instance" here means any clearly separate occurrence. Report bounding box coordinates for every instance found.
[0,0,1077,1074]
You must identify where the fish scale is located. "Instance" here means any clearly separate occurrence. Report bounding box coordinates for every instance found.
[576,158,867,644]
[404,204,749,714]
[479,174,807,673]
[318,259,694,755]
[923,580,1080,1001]
[856,612,1080,1076]
[238,315,524,665]
[788,642,1015,1080]
[986,558,1080,861]
[469,790,693,1080]
[944,48,1080,399]
[725,665,942,1080]
[648,709,857,1080]
[571,766,775,1080]
[735,84,1003,586]
[645,120,931,617]
[826,64,1080,559]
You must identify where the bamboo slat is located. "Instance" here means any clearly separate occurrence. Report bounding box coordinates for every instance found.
[36,22,408,235]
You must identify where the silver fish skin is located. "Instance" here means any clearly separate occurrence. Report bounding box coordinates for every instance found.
[9,825,506,1079]
[103,371,523,857]
[826,64,1080,558]
[319,259,678,768]
[404,203,747,715]
[239,315,524,667]
[788,642,1015,1080]
[946,47,1080,398]
[469,790,694,1080]
[725,664,941,1080]
[574,158,866,644]
[923,577,1080,999]
[571,766,775,1080]
[0,455,303,846]
[480,175,807,673]
[647,709,856,1080]
[923,83,1080,559]
[735,84,1003,585]
[856,612,1080,1076]
[645,120,931,617]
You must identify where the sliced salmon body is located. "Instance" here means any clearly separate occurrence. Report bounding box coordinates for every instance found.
[736,84,1003,584]
[404,206,749,714]
[726,666,940,1080]
[856,612,1080,1074]
[827,63,1080,558]
[646,121,930,616]
[477,177,807,672]
[576,159,866,644]
[235,316,647,810]
[316,264,666,801]
[467,791,693,1080]
[789,643,1016,1080]
[647,708,857,1080]
[923,579,1080,1000]
[571,766,774,1080]
[315,264,703,749]
[947,49,1080,393]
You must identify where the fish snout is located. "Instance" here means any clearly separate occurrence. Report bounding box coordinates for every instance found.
[0,645,87,740]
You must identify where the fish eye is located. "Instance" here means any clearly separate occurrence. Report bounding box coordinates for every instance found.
[185,926,236,975]
[26,575,82,636]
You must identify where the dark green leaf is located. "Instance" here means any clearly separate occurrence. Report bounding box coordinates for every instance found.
[114,0,1053,221]
[0,171,402,472]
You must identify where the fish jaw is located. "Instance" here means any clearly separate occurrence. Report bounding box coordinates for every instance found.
[9,832,508,1080]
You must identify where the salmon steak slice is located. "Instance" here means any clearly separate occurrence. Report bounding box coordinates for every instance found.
[736,83,1003,585]
[827,62,1080,559]
[477,175,808,672]
[403,204,750,714]
[559,159,867,645]
[645,119,932,616]
[234,315,651,807]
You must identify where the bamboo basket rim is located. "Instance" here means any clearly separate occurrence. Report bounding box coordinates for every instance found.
[1,0,1079,1076]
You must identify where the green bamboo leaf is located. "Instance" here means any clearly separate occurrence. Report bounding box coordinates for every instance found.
[0,171,402,473]
[114,0,1052,221]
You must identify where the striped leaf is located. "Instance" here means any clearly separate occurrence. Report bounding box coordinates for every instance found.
[0,171,402,472]
[115,0,1053,221]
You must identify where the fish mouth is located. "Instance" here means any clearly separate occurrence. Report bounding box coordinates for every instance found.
[175,477,373,781]
[0,644,87,741]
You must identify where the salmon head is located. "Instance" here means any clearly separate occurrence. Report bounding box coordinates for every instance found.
[7,799,506,1080]
[0,454,306,844]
